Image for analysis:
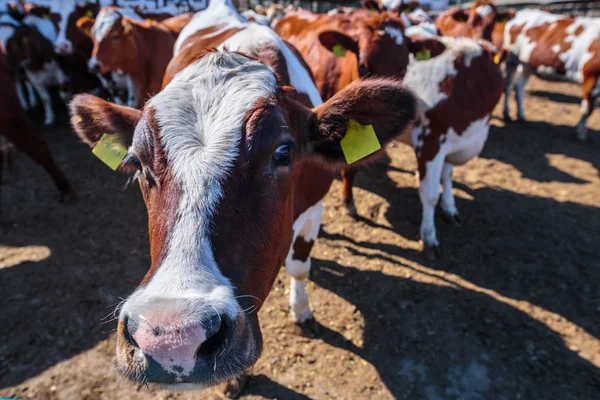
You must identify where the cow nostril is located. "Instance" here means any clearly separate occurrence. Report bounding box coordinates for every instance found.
[122,316,140,349]
[196,315,228,356]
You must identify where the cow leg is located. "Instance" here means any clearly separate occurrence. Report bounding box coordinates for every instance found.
[284,200,323,324]
[439,162,460,226]
[7,119,72,198]
[418,147,446,257]
[15,81,29,109]
[575,75,598,141]
[514,65,532,121]
[126,74,138,108]
[52,60,71,104]
[503,55,519,121]
[25,80,38,108]
[25,70,55,126]
[340,168,358,217]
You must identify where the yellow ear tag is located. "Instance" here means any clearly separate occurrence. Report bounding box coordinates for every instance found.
[43,14,50,19]
[92,133,128,171]
[340,120,381,164]
[494,53,500,64]
[332,44,346,57]
[415,48,431,61]
[86,10,94,17]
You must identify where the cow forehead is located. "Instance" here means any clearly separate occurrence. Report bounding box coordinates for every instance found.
[145,52,277,185]
[93,8,142,41]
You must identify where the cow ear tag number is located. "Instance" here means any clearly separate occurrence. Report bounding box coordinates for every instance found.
[415,48,431,61]
[332,44,346,57]
[92,133,128,171]
[340,120,381,164]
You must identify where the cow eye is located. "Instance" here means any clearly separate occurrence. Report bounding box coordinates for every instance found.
[131,155,142,171]
[272,143,293,166]
[112,35,121,41]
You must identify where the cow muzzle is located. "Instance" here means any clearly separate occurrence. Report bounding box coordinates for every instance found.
[115,296,259,386]
[87,57,101,74]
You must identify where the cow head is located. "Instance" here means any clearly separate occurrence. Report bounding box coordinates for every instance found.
[70,51,416,387]
[80,7,142,75]
[319,11,412,79]
[56,2,99,55]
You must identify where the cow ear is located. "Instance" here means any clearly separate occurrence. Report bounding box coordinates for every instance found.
[307,79,416,167]
[363,0,382,12]
[76,16,94,36]
[70,94,142,171]
[408,37,446,60]
[319,31,359,55]
[450,9,469,22]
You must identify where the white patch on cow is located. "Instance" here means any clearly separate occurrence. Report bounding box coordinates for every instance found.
[400,12,412,28]
[22,15,57,43]
[217,23,322,107]
[285,199,324,323]
[408,9,432,24]
[120,53,277,377]
[406,22,437,39]
[25,60,68,125]
[377,26,404,46]
[93,7,142,42]
[174,0,246,54]
[537,65,556,75]
[440,162,457,218]
[503,10,562,63]
[475,5,493,18]
[241,9,270,26]
[552,44,561,53]
[404,37,482,110]
[0,15,18,45]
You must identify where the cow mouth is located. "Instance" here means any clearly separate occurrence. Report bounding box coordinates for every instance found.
[114,312,261,387]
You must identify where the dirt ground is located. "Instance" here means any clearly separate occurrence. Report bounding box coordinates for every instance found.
[1,76,599,400]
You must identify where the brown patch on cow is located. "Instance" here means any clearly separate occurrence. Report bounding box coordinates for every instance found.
[292,236,315,264]
[417,50,503,180]
[160,13,194,36]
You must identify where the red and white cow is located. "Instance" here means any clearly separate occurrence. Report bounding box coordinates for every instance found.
[0,8,69,125]
[70,0,417,387]
[436,0,513,47]
[502,9,600,140]
[79,7,192,106]
[0,41,72,199]
[335,36,503,256]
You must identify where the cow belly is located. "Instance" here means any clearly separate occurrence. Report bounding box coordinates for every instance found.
[445,115,490,165]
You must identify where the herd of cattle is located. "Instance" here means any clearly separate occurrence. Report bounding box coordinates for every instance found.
[2,0,599,392]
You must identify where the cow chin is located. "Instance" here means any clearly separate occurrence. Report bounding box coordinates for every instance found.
[114,310,262,387]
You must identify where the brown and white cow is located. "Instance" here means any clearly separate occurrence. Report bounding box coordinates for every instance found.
[435,1,513,46]
[70,0,417,387]
[79,7,192,106]
[0,42,72,200]
[502,9,600,140]
[274,8,413,100]
[337,37,503,256]
[0,11,69,125]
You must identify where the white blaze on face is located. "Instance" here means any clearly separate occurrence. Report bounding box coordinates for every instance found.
[93,7,142,42]
[120,52,278,332]
[475,5,493,19]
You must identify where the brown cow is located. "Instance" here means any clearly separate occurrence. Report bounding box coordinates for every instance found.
[436,1,514,45]
[502,9,600,141]
[0,42,72,200]
[70,0,416,388]
[274,8,413,100]
[79,7,192,106]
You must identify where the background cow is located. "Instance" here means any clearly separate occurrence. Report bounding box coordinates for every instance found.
[502,9,600,141]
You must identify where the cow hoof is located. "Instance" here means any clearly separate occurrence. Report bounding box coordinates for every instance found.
[423,243,442,259]
[441,210,461,227]
[294,317,321,338]
[223,373,251,399]
[345,203,358,219]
